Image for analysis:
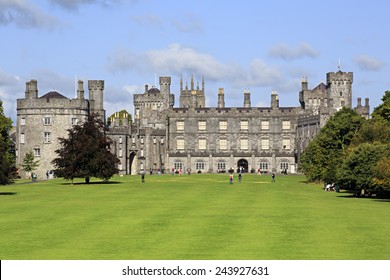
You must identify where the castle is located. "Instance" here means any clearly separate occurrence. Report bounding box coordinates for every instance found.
[15,70,370,179]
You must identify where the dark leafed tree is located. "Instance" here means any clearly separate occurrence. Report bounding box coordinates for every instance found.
[52,114,119,184]
[299,108,365,183]
[0,100,14,185]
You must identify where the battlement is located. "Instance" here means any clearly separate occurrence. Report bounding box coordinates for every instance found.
[159,76,171,85]
[326,71,353,84]
[88,80,104,90]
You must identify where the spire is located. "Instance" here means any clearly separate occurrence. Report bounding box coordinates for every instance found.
[191,75,194,90]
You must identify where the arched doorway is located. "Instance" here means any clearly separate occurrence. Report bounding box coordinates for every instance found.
[129,152,136,175]
[237,159,248,173]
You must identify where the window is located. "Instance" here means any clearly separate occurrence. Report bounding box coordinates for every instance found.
[217,161,226,171]
[259,160,269,172]
[240,120,248,130]
[132,136,135,144]
[174,161,183,170]
[44,132,51,143]
[261,139,269,150]
[176,121,184,131]
[198,139,206,150]
[198,121,206,131]
[44,117,51,125]
[71,118,78,125]
[135,108,140,119]
[282,120,291,130]
[282,139,291,150]
[280,161,289,172]
[119,136,122,144]
[177,139,185,150]
[140,137,144,144]
[34,148,40,157]
[20,133,25,144]
[196,161,205,170]
[261,120,269,130]
[21,117,26,126]
[140,149,144,157]
[119,148,123,158]
[219,139,227,150]
[240,138,248,150]
[219,120,227,131]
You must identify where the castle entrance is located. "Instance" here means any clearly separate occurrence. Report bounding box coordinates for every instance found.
[129,152,136,175]
[237,159,248,173]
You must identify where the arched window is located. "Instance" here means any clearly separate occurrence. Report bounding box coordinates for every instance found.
[174,161,183,171]
[195,160,205,170]
[280,160,289,172]
[217,161,226,172]
[259,159,269,173]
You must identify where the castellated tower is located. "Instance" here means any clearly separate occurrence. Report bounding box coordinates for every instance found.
[327,71,353,112]
[179,76,205,108]
[88,80,105,120]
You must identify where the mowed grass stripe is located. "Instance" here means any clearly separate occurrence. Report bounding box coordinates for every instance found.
[0,174,389,259]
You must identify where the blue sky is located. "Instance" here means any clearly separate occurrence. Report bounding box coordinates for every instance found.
[1,0,389,123]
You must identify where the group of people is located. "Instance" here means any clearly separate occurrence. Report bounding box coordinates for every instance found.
[324,183,339,192]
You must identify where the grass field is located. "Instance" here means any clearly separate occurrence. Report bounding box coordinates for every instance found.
[0,173,389,260]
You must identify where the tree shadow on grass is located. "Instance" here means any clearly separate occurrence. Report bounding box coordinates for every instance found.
[336,191,390,202]
[0,192,17,195]
[59,181,122,186]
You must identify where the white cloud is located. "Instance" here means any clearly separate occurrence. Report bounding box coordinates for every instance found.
[268,43,319,60]
[49,0,121,10]
[354,55,384,71]
[106,44,285,90]
[0,0,60,29]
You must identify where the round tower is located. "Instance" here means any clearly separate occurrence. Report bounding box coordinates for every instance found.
[326,71,353,111]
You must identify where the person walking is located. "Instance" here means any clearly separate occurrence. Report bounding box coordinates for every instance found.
[229,174,233,184]
[238,173,242,183]
[271,172,275,182]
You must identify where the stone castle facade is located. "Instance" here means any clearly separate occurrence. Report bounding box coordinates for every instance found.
[15,70,370,179]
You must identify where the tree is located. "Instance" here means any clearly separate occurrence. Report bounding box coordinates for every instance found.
[21,151,40,178]
[52,114,119,183]
[299,108,365,183]
[371,90,390,121]
[0,100,14,185]
[372,153,390,193]
[336,142,388,191]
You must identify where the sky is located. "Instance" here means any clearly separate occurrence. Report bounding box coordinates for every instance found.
[1,0,389,123]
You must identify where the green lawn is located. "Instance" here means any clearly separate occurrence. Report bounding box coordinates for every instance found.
[0,174,389,260]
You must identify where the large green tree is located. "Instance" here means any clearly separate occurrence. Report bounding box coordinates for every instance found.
[52,114,120,183]
[0,100,14,185]
[299,108,365,183]
[336,142,388,190]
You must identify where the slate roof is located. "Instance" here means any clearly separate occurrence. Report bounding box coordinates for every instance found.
[148,87,160,94]
[39,91,68,99]
[312,82,327,91]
